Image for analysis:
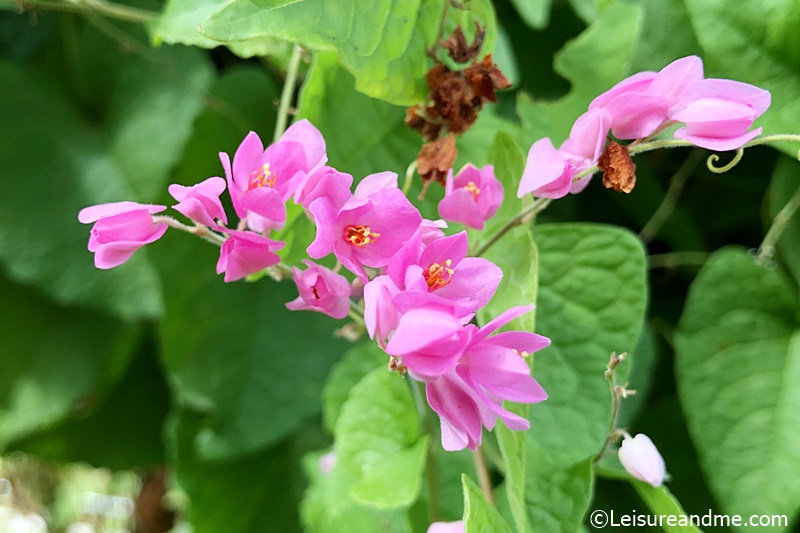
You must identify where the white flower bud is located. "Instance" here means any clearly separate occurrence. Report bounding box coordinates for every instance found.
[618,433,666,487]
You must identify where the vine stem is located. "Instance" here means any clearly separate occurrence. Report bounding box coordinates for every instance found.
[152,216,226,246]
[593,353,633,464]
[475,198,551,257]
[273,45,304,143]
[639,149,704,242]
[648,251,709,269]
[472,446,495,506]
[411,381,441,522]
[9,0,158,22]
[757,184,800,265]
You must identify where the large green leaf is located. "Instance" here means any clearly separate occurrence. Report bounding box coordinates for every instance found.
[0,61,164,321]
[630,481,701,533]
[169,411,315,533]
[334,368,426,508]
[462,474,514,533]
[527,223,647,529]
[201,0,496,105]
[10,345,170,471]
[675,247,800,529]
[517,1,642,146]
[0,275,136,449]
[156,230,350,460]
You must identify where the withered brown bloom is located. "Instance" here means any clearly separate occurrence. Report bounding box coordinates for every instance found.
[417,134,457,185]
[440,23,486,64]
[598,140,637,193]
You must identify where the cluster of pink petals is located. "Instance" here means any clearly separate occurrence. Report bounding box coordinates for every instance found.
[78,121,554,454]
[518,55,771,199]
[438,164,504,229]
[78,202,168,269]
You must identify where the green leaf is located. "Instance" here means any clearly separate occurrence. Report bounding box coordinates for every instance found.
[156,231,350,460]
[675,247,800,528]
[201,0,496,105]
[627,0,702,72]
[0,61,164,321]
[297,51,420,179]
[301,449,414,533]
[0,274,136,449]
[322,342,388,433]
[351,436,429,508]
[769,156,800,284]
[525,452,594,533]
[510,0,552,29]
[527,223,647,529]
[462,474,514,533]
[630,481,702,533]
[517,1,642,146]
[169,411,314,533]
[10,345,170,471]
[335,368,419,470]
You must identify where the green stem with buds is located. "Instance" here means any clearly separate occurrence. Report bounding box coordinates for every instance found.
[273,45,304,143]
[152,216,227,246]
[757,184,800,266]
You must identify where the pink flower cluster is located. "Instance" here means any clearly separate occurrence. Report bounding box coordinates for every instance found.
[78,120,550,452]
[518,55,771,199]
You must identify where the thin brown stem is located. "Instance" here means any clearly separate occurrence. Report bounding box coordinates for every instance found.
[648,251,709,269]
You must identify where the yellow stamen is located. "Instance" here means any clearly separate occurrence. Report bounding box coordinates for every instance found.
[344,225,380,247]
[463,181,481,199]
[423,259,454,291]
[249,163,277,190]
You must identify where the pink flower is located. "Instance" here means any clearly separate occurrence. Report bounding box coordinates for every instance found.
[672,79,770,151]
[216,229,284,282]
[618,433,666,487]
[419,219,448,245]
[387,230,502,314]
[384,293,472,380]
[589,56,704,140]
[286,260,352,319]
[517,108,611,199]
[168,177,228,228]
[221,120,326,232]
[318,451,338,476]
[78,202,168,269]
[428,305,549,451]
[438,164,504,230]
[293,166,353,211]
[363,274,402,343]
[306,173,422,282]
[427,521,464,533]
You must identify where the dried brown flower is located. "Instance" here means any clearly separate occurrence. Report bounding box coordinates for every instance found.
[598,140,637,193]
[417,134,457,185]
[441,23,486,63]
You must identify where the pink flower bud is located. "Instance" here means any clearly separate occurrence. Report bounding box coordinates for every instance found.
[215,230,284,282]
[168,177,228,228]
[285,260,352,319]
[78,202,167,269]
[618,433,666,487]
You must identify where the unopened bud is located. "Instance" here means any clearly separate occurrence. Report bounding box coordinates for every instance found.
[427,521,465,533]
[618,433,666,487]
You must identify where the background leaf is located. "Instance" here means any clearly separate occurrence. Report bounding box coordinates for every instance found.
[462,474,514,533]
[675,247,800,529]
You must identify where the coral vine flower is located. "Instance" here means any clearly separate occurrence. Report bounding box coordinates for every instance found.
[78,202,168,269]
[293,166,353,211]
[221,120,327,232]
[286,260,352,319]
[427,305,550,451]
[517,108,611,199]
[168,177,228,228]
[306,173,422,282]
[672,79,771,151]
[438,164,504,230]
[216,230,284,282]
